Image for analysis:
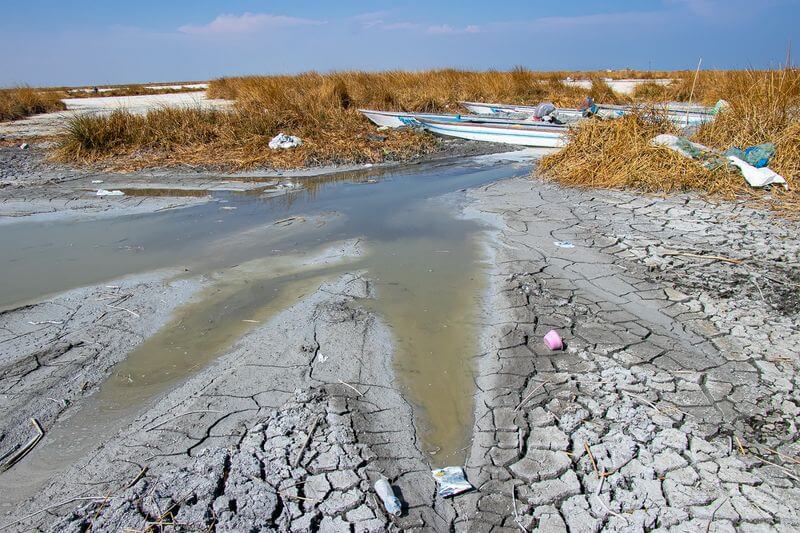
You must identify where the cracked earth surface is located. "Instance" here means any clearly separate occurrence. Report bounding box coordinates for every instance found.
[454,177,800,532]
[1,174,798,532]
[0,272,204,465]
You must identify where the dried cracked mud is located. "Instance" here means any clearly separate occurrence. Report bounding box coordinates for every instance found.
[1,172,798,532]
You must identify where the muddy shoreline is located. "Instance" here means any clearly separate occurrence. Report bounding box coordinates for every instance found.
[0,137,511,223]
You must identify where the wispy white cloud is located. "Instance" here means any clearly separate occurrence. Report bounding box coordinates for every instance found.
[665,0,717,17]
[383,21,422,31]
[178,12,324,36]
[353,14,482,36]
[525,10,664,30]
[426,24,482,35]
[353,10,389,29]
[353,9,482,35]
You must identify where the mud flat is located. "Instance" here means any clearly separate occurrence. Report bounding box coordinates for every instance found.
[454,177,800,531]
[1,271,455,531]
[0,136,509,224]
[2,156,798,531]
[0,155,535,530]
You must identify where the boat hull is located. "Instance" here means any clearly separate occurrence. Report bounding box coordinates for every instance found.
[358,109,570,129]
[359,109,422,128]
[418,119,567,148]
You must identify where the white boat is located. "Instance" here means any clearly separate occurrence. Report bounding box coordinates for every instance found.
[416,118,568,148]
[358,109,435,128]
[358,109,565,129]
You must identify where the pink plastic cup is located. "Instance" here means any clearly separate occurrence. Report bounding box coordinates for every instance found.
[543,330,563,351]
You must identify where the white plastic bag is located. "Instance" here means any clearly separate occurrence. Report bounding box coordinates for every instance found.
[727,156,788,189]
[269,133,302,150]
[96,189,124,196]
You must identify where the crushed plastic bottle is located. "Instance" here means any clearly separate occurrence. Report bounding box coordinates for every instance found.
[374,478,402,516]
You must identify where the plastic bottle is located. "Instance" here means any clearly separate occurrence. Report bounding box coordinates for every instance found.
[374,478,402,516]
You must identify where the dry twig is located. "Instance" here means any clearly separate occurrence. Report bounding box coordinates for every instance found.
[514,380,549,411]
[0,418,45,473]
[292,414,322,468]
[338,379,364,396]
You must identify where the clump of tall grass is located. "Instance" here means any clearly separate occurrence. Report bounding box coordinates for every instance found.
[57,68,609,169]
[588,77,628,105]
[56,103,436,170]
[694,69,800,180]
[540,68,800,213]
[0,87,65,121]
[208,69,600,112]
[631,81,674,101]
[539,113,743,194]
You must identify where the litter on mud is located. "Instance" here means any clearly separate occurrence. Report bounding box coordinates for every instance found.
[95,189,125,196]
[431,466,473,497]
[0,419,44,474]
[374,478,402,516]
[269,133,303,150]
[544,329,564,351]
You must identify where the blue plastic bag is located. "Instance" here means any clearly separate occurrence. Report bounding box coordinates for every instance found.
[743,143,775,168]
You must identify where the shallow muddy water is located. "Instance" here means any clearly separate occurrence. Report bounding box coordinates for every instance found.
[0,155,533,502]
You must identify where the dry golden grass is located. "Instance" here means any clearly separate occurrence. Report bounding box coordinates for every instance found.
[55,106,436,170]
[0,87,66,121]
[540,68,800,214]
[56,68,604,170]
[208,69,595,111]
[539,113,744,194]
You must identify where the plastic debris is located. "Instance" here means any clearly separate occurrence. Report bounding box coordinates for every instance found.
[580,96,598,116]
[712,99,730,114]
[724,143,775,169]
[651,134,786,188]
[727,156,787,189]
[91,180,104,184]
[268,133,303,150]
[374,478,402,516]
[96,189,124,196]
[544,330,564,351]
[650,134,722,169]
[19,143,29,150]
[533,102,556,118]
[431,466,473,498]
[554,241,575,249]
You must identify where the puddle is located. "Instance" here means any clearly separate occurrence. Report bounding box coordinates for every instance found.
[0,156,534,504]
[0,254,355,507]
[366,228,486,464]
[116,187,211,197]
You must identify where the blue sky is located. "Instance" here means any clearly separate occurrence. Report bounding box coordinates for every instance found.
[1,0,798,86]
